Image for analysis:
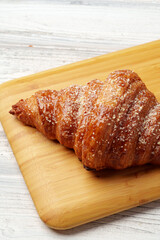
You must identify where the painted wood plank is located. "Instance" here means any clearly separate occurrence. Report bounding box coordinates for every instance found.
[0,0,160,239]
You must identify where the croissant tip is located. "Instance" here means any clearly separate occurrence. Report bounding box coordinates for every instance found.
[9,104,18,115]
[9,109,15,115]
[9,102,23,116]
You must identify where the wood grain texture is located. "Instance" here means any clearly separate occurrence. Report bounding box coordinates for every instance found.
[0,0,160,239]
[0,40,160,231]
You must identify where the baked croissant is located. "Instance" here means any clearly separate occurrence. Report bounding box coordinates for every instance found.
[9,70,160,170]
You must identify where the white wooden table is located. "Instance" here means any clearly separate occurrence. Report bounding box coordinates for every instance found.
[0,1,160,239]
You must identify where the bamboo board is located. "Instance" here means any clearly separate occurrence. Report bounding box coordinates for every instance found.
[0,40,160,230]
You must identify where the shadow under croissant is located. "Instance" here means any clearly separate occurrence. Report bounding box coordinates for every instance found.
[44,138,160,182]
[83,165,96,171]
[51,138,159,176]
[84,162,159,180]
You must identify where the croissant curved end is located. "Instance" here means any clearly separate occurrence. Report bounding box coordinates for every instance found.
[9,100,35,127]
[9,108,16,115]
[9,105,19,115]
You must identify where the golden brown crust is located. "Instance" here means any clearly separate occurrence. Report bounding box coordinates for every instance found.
[9,70,160,170]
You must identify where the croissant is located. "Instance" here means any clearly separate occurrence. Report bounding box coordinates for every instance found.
[9,70,160,170]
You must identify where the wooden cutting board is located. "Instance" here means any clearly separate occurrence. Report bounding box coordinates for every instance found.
[0,40,160,230]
